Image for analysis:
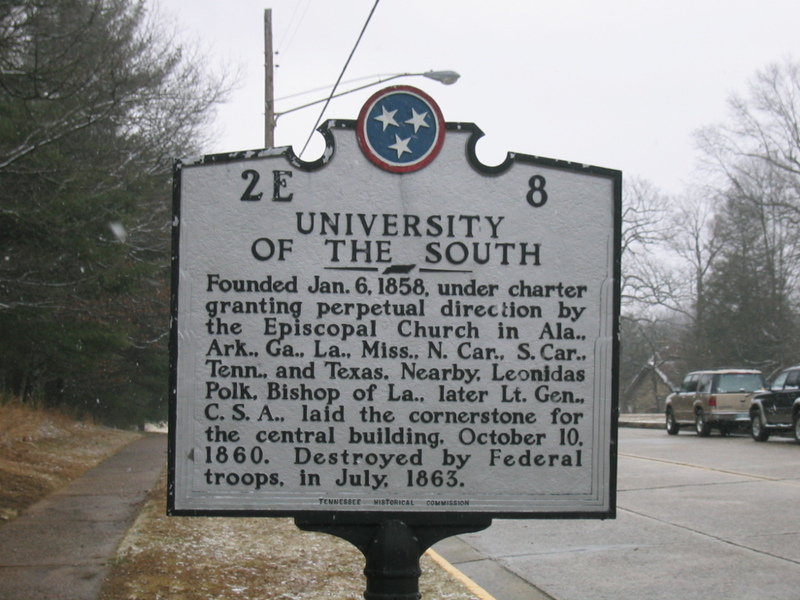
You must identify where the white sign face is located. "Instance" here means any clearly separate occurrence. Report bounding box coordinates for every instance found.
[169,88,620,517]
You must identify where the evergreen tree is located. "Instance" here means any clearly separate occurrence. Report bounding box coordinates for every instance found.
[0,0,230,425]
[691,166,800,372]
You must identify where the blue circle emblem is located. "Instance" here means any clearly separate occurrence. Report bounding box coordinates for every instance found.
[357,86,445,173]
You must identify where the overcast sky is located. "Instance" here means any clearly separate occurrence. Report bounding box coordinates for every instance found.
[156,0,800,195]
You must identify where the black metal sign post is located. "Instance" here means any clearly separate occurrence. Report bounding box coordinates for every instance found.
[296,515,491,599]
[168,86,620,599]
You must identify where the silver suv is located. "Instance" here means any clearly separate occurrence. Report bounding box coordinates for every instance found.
[665,369,765,436]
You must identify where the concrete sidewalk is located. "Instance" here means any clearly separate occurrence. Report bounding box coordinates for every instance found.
[618,413,663,429]
[0,434,167,600]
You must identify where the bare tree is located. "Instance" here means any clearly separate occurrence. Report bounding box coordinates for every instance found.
[667,191,724,326]
[620,177,674,314]
[695,57,800,221]
[688,58,800,369]
[621,58,800,382]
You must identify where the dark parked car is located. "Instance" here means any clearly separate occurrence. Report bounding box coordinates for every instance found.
[750,366,800,443]
[666,369,765,436]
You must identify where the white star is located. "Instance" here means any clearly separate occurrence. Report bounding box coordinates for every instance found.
[405,108,430,133]
[388,135,412,158]
[374,105,399,131]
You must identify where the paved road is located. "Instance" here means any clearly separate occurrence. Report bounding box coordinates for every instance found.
[437,427,800,600]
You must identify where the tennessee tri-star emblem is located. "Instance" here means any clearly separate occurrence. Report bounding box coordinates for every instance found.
[356,85,445,173]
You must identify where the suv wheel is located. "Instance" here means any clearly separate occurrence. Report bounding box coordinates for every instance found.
[695,410,711,437]
[665,409,680,435]
[750,409,770,442]
[794,413,800,445]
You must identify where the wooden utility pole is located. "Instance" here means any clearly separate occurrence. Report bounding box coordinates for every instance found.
[264,8,275,148]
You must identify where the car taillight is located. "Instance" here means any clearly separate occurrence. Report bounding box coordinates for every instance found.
[708,395,716,407]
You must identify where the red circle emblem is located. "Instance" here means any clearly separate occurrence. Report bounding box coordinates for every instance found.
[356,85,445,173]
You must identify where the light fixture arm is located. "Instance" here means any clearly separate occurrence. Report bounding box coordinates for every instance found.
[274,70,460,120]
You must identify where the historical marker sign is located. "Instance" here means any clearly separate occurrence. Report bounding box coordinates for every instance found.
[169,87,620,518]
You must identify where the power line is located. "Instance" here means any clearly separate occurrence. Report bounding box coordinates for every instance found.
[298,0,381,158]
[275,0,312,60]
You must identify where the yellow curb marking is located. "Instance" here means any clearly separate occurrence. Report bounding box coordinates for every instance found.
[425,548,497,600]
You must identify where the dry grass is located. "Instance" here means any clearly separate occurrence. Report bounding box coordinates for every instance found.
[0,400,139,521]
[101,473,481,600]
[0,401,483,600]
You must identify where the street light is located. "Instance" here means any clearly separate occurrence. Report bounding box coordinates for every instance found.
[265,70,460,148]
